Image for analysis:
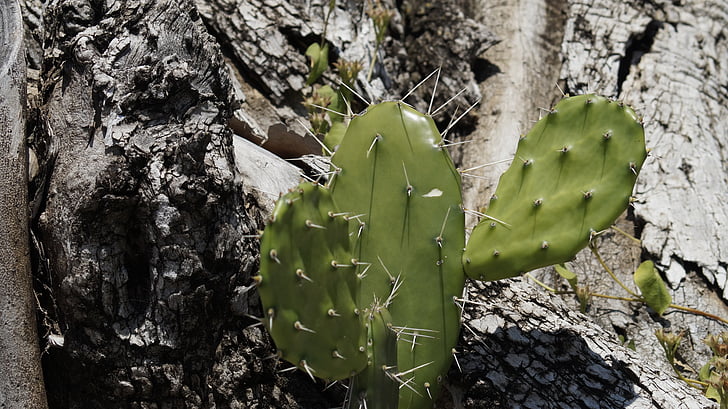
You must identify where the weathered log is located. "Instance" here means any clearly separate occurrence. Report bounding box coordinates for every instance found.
[561,1,728,297]
[197,0,496,117]
[196,0,722,406]
[0,1,49,408]
[547,0,728,377]
[451,279,712,408]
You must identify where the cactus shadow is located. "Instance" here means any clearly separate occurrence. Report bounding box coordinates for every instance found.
[440,280,647,408]
[445,324,640,408]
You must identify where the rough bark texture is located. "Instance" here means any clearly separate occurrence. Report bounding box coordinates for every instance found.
[197,0,497,148]
[451,279,710,409]
[627,2,728,294]
[34,0,284,407]
[23,0,727,408]
[0,1,48,408]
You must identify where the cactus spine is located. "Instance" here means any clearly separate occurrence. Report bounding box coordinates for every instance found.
[257,94,646,409]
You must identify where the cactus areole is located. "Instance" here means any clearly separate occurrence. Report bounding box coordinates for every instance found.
[256,95,646,409]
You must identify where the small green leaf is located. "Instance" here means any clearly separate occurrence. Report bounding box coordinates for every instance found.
[705,384,721,403]
[634,261,672,315]
[626,339,636,351]
[325,121,347,152]
[555,263,578,291]
[618,335,637,351]
[305,43,329,85]
[700,361,714,381]
[316,85,346,123]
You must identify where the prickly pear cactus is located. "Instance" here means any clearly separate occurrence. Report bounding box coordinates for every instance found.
[330,101,465,408]
[256,93,647,409]
[463,94,648,280]
[257,182,368,381]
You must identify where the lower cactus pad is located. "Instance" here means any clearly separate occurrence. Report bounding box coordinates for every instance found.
[258,182,368,380]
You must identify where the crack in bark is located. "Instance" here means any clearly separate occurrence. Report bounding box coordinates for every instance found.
[616,19,662,97]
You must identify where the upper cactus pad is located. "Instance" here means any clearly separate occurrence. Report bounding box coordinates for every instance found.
[463,94,648,280]
[330,101,465,407]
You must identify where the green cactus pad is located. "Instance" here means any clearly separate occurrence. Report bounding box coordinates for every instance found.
[330,101,465,407]
[258,182,367,380]
[464,94,647,280]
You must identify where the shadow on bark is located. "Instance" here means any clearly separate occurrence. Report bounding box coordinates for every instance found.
[452,325,639,408]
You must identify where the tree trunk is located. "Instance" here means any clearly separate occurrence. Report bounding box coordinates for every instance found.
[0,1,49,408]
[34,0,282,406]
[18,0,726,408]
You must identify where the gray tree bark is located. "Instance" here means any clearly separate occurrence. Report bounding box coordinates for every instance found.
[33,0,290,407]
[0,1,48,408]
[16,0,726,408]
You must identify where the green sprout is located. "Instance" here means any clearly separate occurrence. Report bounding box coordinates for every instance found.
[366,1,394,81]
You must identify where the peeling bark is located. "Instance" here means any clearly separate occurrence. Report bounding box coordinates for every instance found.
[543,0,728,379]
[462,0,728,401]
[197,0,496,127]
[560,0,728,295]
